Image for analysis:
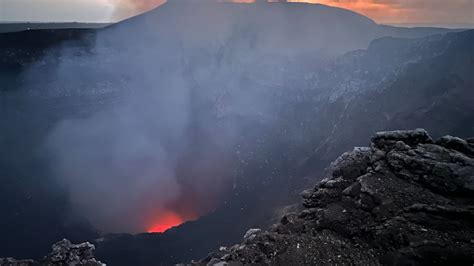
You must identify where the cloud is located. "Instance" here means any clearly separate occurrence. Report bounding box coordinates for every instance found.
[0,0,115,22]
[107,0,166,19]
[287,0,474,25]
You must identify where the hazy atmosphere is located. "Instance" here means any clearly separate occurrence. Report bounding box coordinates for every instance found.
[0,0,473,265]
[0,0,473,27]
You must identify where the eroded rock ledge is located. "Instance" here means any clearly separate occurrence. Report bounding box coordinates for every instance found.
[0,239,104,266]
[197,129,474,265]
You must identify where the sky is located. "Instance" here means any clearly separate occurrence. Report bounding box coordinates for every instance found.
[0,0,473,27]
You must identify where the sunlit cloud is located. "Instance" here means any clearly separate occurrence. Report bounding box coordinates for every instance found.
[286,0,474,25]
[227,0,474,26]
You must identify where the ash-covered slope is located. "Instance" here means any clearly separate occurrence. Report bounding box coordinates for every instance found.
[198,129,474,265]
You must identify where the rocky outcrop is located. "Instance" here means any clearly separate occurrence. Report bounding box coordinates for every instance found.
[197,129,474,265]
[0,258,36,266]
[0,239,104,266]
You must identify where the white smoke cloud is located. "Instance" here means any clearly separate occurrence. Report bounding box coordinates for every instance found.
[45,78,191,232]
[21,0,450,234]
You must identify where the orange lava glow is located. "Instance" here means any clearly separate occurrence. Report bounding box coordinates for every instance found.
[147,212,183,233]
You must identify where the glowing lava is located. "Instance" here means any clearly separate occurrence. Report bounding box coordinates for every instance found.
[147,212,183,233]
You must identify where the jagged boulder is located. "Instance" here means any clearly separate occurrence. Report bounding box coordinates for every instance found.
[197,129,474,265]
[0,239,104,266]
[42,239,104,266]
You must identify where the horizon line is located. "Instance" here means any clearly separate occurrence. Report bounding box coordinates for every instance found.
[1,1,473,29]
[1,20,473,30]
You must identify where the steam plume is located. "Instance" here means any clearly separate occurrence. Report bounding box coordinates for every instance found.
[28,0,384,233]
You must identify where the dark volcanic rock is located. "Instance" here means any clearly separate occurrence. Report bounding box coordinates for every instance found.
[196,129,474,265]
[0,258,36,266]
[0,239,104,266]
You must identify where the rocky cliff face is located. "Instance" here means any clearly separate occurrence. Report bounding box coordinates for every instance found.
[198,129,474,265]
[0,239,104,266]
